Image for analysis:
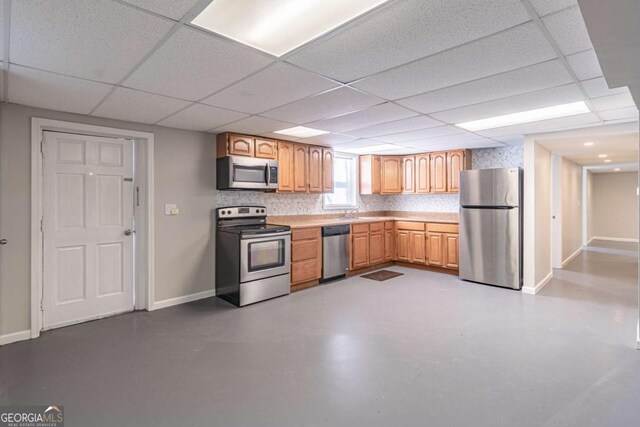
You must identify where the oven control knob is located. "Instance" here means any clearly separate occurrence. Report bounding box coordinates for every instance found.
[261,209,265,213]
[256,209,259,213]
[226,210,231,215]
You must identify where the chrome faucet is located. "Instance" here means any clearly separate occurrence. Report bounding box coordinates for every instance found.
[343,208,359,219]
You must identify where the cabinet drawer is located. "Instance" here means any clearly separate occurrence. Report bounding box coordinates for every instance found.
[292,227,321,241]
[291,239,319,262]
[352,223,370,234]
[291,259,320,284]
[369,222,384,232]
[384,221,394,230]
[427,223,459,233]
[395,221,425,231]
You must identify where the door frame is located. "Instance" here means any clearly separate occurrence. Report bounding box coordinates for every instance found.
[30,118,155,339]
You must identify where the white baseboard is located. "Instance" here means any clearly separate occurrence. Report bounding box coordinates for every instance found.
[591,236,639,243]
[586,236,596,245]
[522,272,553,295]
[562,247,582,267]
[0,330,31,346]
[151,289,215,311]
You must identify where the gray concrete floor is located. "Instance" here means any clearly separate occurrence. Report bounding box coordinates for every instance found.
[1,244,639,427]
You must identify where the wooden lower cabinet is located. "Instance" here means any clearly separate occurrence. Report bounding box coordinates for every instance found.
[384,222,394,261]
[427,232,444,266]
[444,233,459,269]
[409,231,427,264]
[291,227,321,286]
[427,224,459,269]
[351,232,369,269]
[396,230,410,262]
[369,230,384,265]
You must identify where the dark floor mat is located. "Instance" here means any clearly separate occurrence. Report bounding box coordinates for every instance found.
[361,270,404,281]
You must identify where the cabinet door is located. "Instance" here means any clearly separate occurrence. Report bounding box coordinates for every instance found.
[322,149,334,193]
[444,233,459,269]
[308,146,322,193]
[277,141,295,192]
[254,138,277,159]
[430,152,447,193]
[369,231,384,265]
[293,144,309,192]
[415,154,430,193]
[447,150,465,192]
[409,232,426,264]
[427,232,444,266]
[372,155,381,194]
[402,156,415,193]
[381,156,402,194]
[228,134,254,157]
[384,229,395,261]
[396,230,410,262]
[352,233,370,269]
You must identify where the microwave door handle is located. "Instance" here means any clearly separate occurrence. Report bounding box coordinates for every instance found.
[265,162,270,186]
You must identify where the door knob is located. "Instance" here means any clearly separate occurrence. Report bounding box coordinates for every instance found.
[124,229,133,236]
[0,239,7,245]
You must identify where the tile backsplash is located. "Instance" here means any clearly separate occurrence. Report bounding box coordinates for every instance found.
[216,145,524,214]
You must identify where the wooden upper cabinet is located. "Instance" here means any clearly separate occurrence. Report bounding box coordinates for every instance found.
[277,141,294,192]
[293,144,309,192]
[415,154,430,194]
[359,155,381,194]
[402,156,415,193]
[430,152,447,193]
[381,156,403,194]
[228,134,254,157]
[308,146,323,193]
[322,149,334,193]
[447,150,471,193]
[254,138,277,159]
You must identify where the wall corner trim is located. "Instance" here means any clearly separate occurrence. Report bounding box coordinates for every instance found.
[150,289,216,311]
[562,247,583,268]
[522,272,553,295]
[0,330,31,346]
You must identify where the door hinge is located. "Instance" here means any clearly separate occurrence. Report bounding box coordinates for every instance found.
[40,299,43,311]
[40,218,44,232]
[40,138,44,156]
[136,187,140,207]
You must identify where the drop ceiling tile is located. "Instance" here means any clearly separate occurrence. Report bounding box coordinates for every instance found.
[303,133,358,146]
[125,27,274,101]
[0,71,4,101]
[212,116,296,135]
[566,49,602,80]
[404,138,504,151]
[121,0,200,20]
[492,135,524,145]
[202,62,338,114]
[598,107,639,121]
[0,2,4,62]
[260,87,383,124]
[541,6,592,55]
[307,103,417,133]
[345,116,444,138]
[580,77,629,98]
[157,103,248,131]
[431,84,584,124]
[286,0,530,82]
[397,60,572,114]
[352,23,557,100]
[403,132,497,148]
[365,147,423,155]
[476,112,600,137]
[332,140,398,151]
[528,0,577,17]
[10,0,173,84]
[8,64,113,114]
[92,87,191,124]
[372,125,466,143]
[590,92,637,111]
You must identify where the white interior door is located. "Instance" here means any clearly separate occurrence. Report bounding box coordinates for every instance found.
[42,131,134,330]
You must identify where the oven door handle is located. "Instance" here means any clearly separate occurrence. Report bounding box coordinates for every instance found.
[241,231,291,240]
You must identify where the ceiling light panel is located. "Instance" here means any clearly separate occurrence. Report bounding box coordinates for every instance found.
[274,126,329,138]
[285,0,530,82]
[191,0,390,57]
[456,101,590,131]
[397,59,573,114]
[476,112,599,137]
[352,22,557,100]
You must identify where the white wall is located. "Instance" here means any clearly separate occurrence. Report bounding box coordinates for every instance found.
[589,171,639,241]
[561,158,583,264]
[0,103,216,337]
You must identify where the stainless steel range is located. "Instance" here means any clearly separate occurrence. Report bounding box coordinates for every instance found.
[215,206,291,306]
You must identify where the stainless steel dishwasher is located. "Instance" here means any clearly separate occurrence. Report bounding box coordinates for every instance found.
[322,225,350,282]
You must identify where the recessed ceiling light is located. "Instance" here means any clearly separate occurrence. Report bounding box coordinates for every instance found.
[274,126,329,138]
[598,154,608,158]
[583,142,594,146]
[455,101,590,131]
[614,168,621,171]
[191,0,390,57]
[604,159,612,163]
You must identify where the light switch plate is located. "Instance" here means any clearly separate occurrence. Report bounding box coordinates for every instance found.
[165,204,179,215]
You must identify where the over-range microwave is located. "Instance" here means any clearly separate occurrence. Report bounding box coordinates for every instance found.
[217,156,278,190]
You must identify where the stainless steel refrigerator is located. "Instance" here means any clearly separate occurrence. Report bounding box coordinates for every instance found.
[459,167,522,290]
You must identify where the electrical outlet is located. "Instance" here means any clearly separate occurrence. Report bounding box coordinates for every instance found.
[165,204,179,215]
